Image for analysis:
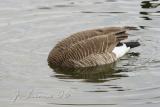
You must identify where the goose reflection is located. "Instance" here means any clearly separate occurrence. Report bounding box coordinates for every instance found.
[50,64,128,83]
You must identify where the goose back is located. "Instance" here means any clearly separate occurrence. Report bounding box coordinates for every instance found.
[48,27,130,68]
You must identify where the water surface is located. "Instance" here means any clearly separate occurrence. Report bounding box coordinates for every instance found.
[0,0,160,107]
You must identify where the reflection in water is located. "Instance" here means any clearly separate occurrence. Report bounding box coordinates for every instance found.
[127,52,140,58]
[139,26,148,29]
[50,64,128,83]
[139,11,152,20]
[0,0,160,106]
[140,0,160,20]
[141,16,152,20]
[140,12,149,15]
[141,1,160,9]
[140,1,157,21]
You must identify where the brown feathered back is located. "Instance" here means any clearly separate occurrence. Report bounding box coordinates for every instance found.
[48,26,130,68]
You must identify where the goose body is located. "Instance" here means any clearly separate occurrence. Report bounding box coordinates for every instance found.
[48,26,139,68]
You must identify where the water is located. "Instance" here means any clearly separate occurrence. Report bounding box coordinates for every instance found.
[0,0,160,106]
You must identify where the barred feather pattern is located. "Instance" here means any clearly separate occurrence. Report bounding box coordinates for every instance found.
[48,26,130,68]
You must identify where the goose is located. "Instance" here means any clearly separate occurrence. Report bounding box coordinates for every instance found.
[48,26,140,68]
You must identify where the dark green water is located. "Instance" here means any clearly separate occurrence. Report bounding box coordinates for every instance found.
[0,0,160,107]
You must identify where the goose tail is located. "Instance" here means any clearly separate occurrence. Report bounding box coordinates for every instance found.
[112,41,140,58]
[112,43,130,58]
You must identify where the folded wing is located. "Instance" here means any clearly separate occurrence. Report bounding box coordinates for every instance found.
[48,27,130,68]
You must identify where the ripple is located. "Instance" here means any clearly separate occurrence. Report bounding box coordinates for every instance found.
[93,2,103,4]
[86,90,108,92]
[37,6,52,10]
[139,26,149,29]
[141,1,160,9]
[49,103,116,106]
[0,0,160,106]
[141,16,152,20]
[81,11,126,14]
[105,0,117,2]
[51,64,129,83]
[54,4,75,8]
[140,11,160,16]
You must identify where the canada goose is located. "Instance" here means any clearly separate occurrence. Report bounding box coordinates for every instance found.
[48,26,140,68]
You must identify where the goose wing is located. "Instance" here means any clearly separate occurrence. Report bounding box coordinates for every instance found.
[48,27,130,68]
[61,34,120,68]
[54,27,128,50]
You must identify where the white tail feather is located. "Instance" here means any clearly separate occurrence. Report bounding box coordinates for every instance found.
[112,43,130,58]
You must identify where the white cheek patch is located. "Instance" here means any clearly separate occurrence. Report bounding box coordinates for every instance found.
[112,43,130,58]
